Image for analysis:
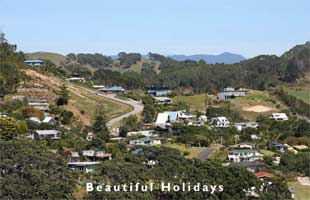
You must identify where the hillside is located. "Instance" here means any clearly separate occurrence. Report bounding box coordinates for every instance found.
[26,52,67,66]
[169,52,246,64]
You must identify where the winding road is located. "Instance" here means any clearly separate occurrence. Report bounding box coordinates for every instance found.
[75,85,144,128]
[95,93,144,127]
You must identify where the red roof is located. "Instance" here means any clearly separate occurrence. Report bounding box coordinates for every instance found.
[255,172,273,179]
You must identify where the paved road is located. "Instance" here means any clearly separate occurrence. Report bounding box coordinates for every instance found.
[95,93,144,127]
[75,85,144,128]
[197,148,214,160]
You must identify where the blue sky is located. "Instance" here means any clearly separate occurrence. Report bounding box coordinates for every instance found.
[0,0,309,58]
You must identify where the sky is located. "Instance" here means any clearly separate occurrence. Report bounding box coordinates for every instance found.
[0,0,309,58]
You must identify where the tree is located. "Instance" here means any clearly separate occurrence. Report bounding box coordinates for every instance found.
[143,104,156,123]
[57,82,69,105]
[0,139,76,199]
[0,117,23,140]
[93,105,108,133]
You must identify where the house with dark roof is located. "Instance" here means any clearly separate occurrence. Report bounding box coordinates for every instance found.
[272,142,288,152]
[98,86,125,93]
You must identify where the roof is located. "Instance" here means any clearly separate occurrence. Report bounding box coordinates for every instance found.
[153,97,172,101]
[24,59,44,63]
[70,152,80,157]
[42,117,54,123]
[255,172,273,179]
[30,117,41,123]
[271,113,288,117]
[35,130,60,135]
[230,161,266,167]
[156,113,170,124]
[293,145,308,150]
[146,86,170,90]
[131,137,159,143]
[67,162,101,166]
[131,148,143,155]
[163,111,180,121]
[100,86,125,91]
[272,141,285,146]
[230,149,258,153]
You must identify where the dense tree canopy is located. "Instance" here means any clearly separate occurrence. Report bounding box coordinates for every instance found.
[0,139,76,199]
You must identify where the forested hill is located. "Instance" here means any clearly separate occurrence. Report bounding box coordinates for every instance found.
[24,41,309,94]
[169,52,246,64]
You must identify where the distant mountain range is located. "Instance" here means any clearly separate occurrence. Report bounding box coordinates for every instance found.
[169,52,246,64]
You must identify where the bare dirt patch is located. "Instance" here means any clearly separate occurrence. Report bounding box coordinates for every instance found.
[243,105,274,113]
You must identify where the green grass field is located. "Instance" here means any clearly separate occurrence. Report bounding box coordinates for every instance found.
[259,149,275,157]
[163,143,205,159]
[68,85,133,122]
[173,94,209,111]
[288,181,310,200]
[286,88,309,104]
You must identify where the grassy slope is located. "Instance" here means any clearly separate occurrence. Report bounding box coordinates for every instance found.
[26,52,67,66]
[20,69,132,126]
[287,181,310,200]
[284,73,310,104]
[173,90,281,120]
[109,59,161,74]
[68,84,132,123]
[163,143,205,159]
[173,94,208,111]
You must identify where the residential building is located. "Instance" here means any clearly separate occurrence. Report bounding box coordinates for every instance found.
[187,121,204,126]
[29,117,41,124]
[178,112,195,120]
[234,122,259,131]
[42,117,57,125]
[24,59,45,66]
[66,77,85,82]
[127,130,157,137]
[98,86,125,93]
[153,96,173,105]
[251,134,261,140]
[293,145,308,152]
[228,149,263,162]
[34,130,61,140]
[217,87,248,100]
[27,99,49,111]
[198,115,208,122]
[236,142,256,149]
[146,86,171,96]
[269,113,289,121]
[67,161,101,173]
[228,161,266,173]
[93,85,105,89]
[82,150,112,161]
[211,117,230,127]
[255,172,273,180]
[155,113,171,129]
[272,142,288,152]
[129,137,161,146]
[67,152,80,162]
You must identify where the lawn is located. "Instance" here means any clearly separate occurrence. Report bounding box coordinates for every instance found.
[173,94,209,111]
[288,181,310,200]
[68,85,133,123]
[286,88,310,104]
[259,149,275,157]
[228,90,279,120]
[163,143,205,159]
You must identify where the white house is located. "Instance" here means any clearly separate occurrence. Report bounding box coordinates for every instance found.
[29,117,41,124]
[34,130,61,140]
[217,87,248,100]
[198,115,208,122]
[270,113,289,121]
[234,122,259,131]
[127,130,157,137]
[66,77,85,82]
[155,113,171,129]
[211,117,230,127]
[67,161,101,173]
[129,137,161,146]
[24,59,45,66]
[228,149,263,162]
[42,117,57,126]
[178,112,195,120]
